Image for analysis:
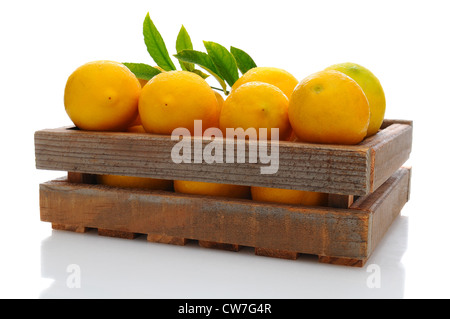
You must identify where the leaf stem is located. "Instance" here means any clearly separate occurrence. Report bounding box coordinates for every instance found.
[210,86,229,95]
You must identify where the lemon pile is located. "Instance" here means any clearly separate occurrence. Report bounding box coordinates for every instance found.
[63,60,386,206]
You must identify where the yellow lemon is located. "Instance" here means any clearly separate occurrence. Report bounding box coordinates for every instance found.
[213,91,225,127]
[232,67,299,98]
[325,62,386,136]
[139,71,219,135]
[64,60,141,131]
[251,186,328,206]
[219,81,292,140]
[288,70,370,145]
[215,91,224,111]
[174,180,250,199]
[97,174,173,190]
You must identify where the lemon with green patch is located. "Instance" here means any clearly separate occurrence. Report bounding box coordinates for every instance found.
[325,62,386,137]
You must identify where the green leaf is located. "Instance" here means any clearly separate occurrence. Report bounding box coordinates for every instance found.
[203,41,239,87]
[174,50,219,76]
[230,46,257,75]
[175,25,193,51]
[143,13,176,71]
[122,63,162,81]
[191,69,210,79]
[176,25,209,78]
[176,25,195,72]
[174,49,228,94]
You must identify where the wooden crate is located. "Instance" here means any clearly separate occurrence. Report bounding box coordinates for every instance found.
[35,119,413,267]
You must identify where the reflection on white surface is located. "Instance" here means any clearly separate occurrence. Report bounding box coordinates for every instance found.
[39,215,408,299]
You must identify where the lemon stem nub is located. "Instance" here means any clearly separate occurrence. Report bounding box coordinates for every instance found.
[313,85,323,94]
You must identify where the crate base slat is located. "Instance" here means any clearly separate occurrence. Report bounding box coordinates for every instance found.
[255,247,299,260]
[98,229,139,239]
[40,167,411,267]
[198,240,241,252]
[52,223,89,233]
[147,234,189,246]
[317,256,366,267]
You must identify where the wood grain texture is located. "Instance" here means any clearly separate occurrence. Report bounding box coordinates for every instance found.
[380,119,413,129]
[67,172,97,184]
[97,229,138,239]
[318,256,365,267]
[34,120,412,196]
[328,194,354,208]
[39,167,411,266]
[317,167,411,266]
[40,183,370,259]
[52,223,88,233]
[255,248,298,260]
[147,234,189,246]
[352,166,411,256]
[359,123,413,192]
[198,241,241,252]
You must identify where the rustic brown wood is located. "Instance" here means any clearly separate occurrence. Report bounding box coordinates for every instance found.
[328,194,354,208]
[380,119,413,129]
[352,166,411,256]
[406,165,412,201]
[67,172,97,184]
[34,120,412,196]
[39,167,411,266]
[98,229,138,239]
[359,123,413,192]
[198,240,241,252]
[318,166,410,267]
[39,182,370,259]
[147,234,188,246]
[52,223,89,233]
[255,248,298,260]
[318,256,366,267]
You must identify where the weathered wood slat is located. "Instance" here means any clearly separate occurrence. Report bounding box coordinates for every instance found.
[380,119,413,129]
[39,183,370,259]
[359,123,413,192]
[34,120,412,196]
[255,248,298,260]
[52,223,88,233]
[39,167,411,267]
[147,234,188,246]
[198,241,241,252]
[328,194,354,208]
[352,166,411,256]
[67,172,96,184]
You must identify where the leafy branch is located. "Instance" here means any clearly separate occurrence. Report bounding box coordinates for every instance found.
[124,12,257,95]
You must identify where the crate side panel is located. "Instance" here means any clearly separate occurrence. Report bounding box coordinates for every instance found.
[39,181,371,258]
[359,123,412,192]
[35,127,370,195]
[351,167,411,255]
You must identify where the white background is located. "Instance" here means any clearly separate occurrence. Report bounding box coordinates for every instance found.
[1,0,449,299]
